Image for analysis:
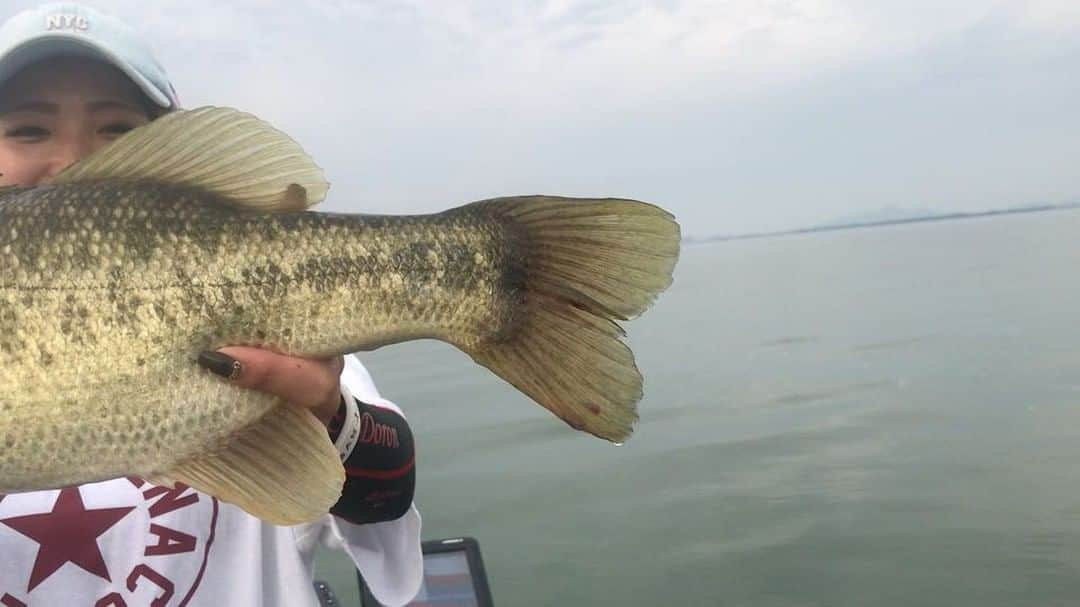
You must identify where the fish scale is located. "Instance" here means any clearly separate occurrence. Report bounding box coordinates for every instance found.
[0,106,679,524]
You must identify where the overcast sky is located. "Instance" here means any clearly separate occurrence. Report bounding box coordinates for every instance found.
[6,1,1080,237]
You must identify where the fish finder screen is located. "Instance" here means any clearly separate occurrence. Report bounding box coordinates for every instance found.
[406,550,480,607]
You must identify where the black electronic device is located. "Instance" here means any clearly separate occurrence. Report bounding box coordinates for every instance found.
[359,536,494,607]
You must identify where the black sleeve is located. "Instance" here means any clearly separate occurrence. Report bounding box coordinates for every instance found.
[326,397,416,525]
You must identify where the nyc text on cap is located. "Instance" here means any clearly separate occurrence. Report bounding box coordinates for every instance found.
[0,2,179,108]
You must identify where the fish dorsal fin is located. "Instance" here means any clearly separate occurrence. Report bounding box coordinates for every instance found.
[150,403,345,526]
[50,106,328,211]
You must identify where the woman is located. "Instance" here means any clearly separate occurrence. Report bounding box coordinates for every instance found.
[0,3,422,606]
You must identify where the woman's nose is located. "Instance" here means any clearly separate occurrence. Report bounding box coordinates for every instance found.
[44,138,96,179]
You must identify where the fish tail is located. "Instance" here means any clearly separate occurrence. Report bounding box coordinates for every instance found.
[466,196,680,443]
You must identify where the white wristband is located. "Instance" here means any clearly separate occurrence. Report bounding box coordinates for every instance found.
[334,383,362,462]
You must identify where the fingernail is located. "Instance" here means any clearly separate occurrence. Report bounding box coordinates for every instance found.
[198,350,242,380]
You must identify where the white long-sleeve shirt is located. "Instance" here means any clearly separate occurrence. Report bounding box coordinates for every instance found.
[0,355,423,607]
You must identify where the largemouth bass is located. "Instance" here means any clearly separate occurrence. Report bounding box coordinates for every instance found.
[0,107,679,524]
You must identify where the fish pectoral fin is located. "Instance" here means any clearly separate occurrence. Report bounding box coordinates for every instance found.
[150,403,344,526]
[48,106,328,211]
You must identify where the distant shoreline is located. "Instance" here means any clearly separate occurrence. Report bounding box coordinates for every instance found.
[686,203,1080,244]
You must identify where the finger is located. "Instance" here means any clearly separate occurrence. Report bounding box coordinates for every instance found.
[197,347,344,413]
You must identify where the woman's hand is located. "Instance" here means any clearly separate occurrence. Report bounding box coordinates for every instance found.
[197,347,345,426]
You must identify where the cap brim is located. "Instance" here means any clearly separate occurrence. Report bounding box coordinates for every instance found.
[0,34,172,108]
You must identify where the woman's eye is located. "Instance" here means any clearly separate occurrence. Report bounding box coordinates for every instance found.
[4,125,48,139]
[99,122,136,136]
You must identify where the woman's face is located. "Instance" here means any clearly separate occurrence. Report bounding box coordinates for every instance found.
[0,56,152,186]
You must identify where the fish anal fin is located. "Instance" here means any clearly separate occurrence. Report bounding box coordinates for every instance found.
[150,404,343,525]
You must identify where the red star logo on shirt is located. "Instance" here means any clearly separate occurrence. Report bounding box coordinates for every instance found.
[0,487,135,592]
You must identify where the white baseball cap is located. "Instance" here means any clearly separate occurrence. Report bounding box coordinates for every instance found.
[0,2,179,109]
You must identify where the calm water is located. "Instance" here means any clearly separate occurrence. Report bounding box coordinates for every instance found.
[317,208,1080,606]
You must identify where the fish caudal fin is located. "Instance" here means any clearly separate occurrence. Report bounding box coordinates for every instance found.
[151,403,344,525]
[468,196,680,443]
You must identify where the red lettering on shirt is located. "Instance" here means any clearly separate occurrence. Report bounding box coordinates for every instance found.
[127,564,174,607]
[143,485,199,518]
[0,479,218,605]
[359,412,399,448]
[145,524,197,556]
[94,592,126,607]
